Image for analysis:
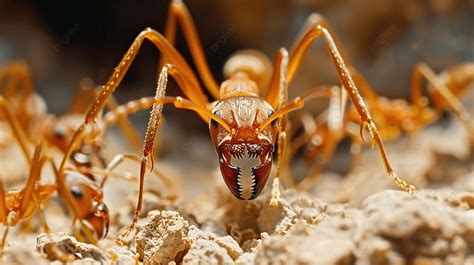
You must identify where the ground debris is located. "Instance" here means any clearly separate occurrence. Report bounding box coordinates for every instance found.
[36,232,135,264]
[354,190,474,265]
[136,210,191,264]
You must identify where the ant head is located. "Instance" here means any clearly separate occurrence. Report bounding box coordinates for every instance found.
[83,202,110,239]
[209,97,278,200]
[65,173,109,239]
[45,114,83,153]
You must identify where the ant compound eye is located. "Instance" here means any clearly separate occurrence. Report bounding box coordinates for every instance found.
[211,110,221,128]
[267,109,278,127]
[71,186,84,199]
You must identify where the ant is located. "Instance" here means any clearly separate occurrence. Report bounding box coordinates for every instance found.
[0,61,148,187]
[55,0,416,244]
[0,95,113,246]
[289,63,474,189]
[0,61,178,243]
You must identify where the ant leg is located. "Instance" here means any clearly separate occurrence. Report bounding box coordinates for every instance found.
[346,124,363,169]
[285,14,416,193]
[347,66,380,106]
[0,96,32,165]
[100,90,142,150]
[160,0,220,98]
[265,49,290,109]
[32,192,51,234]
[268,132,285,206]
[68,78,97,114]
[288,113,316,160]
[0,176,6,225]
[65,166,137,183]
[0,61,33,101]
[0,176,7,257]
[411,63,474,144]
[0,61,34,124]
[296,86,345,191]
[0,226,8,258]
[115,64,230,245]
[100,153,177,197]
[265,49,289,206]
[18,143,47,215]
[58,27,209,177]
[68,77,143,150]
[265,50,337,202]
[100,154,143,189]
[266,76,340,192]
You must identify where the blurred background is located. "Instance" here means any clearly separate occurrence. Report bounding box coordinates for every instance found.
[1,0,473,167]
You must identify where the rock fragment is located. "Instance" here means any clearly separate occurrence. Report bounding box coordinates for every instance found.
[136,210,191,264]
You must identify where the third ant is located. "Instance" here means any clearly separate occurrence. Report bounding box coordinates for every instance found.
[289,63,474,189]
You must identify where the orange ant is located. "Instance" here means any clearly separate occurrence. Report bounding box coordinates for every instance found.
[0,61,177,243]
[0,95,114,246]
[55,0,416,244]
[289,63,474,189]
[0,61,146,188]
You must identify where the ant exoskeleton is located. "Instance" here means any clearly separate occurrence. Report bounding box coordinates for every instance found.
[55,0,417,244]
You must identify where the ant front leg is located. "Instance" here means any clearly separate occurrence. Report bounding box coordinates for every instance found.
[280,14,416,193]
[264,49,338,203]
[264,48,289,206]
[115,64,228,245]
